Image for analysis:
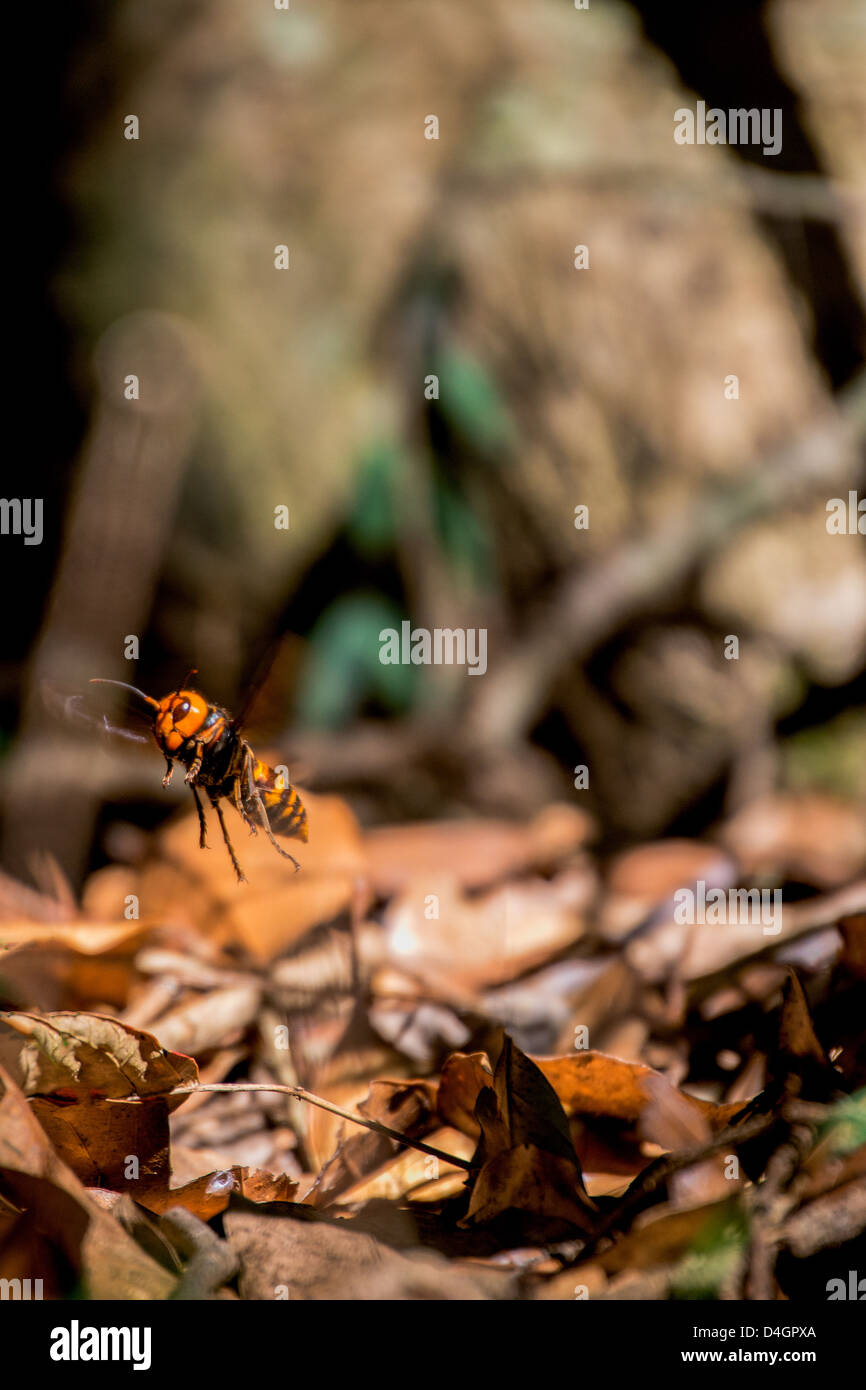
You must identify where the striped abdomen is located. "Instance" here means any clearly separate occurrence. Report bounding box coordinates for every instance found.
[248,758,308,843]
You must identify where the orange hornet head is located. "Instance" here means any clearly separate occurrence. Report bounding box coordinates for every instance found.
[89,675,209,757]
[153,688,210,754]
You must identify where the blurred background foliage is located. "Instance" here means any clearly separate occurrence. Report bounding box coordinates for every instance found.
[2,0,865,888]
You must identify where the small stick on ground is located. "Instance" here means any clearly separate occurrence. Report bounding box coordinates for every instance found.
[164,1080,472,1171]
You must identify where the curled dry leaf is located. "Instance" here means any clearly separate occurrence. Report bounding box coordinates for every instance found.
[438,1051,494,1138]
[322,1127,473,1206]
[462,1033,598,1233]
[437,1046,748,1186]
[135,1165,298,1220]
[0,1009,198,1103]
[767,969,837,1101]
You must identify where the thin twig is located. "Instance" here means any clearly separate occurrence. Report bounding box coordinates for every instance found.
[167,1081,473,1172]
[742,1123,811,1299]
[454,163,864,225]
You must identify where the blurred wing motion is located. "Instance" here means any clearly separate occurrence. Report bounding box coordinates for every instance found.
[41,680,153,744]
[226,631,301,742]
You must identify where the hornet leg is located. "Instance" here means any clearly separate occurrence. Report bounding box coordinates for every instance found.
[191,783,208,849]
[185,741,204,785]
[243,744,300,872]
[230,774,258,836]
[162,758,174,789]
[211,795,246,883]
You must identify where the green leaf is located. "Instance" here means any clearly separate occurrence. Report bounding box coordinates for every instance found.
[435,347,513,453]
[346,443,400,558]
[434,477,493,588]
[670,1206,748,1300]
[820,1089,866,1156]
[296,593,415,727]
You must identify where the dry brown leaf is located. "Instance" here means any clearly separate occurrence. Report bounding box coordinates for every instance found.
[638,1070,712,1151]
[600,840,737,940]
[303,1076,382,1174]
[0,920,147,953]
[534,1198,741,1296]
[536,1052,745,1132]
[599,1196,741,1274]
[437,1047,747,1186]
[145,982,262,1056]
[224,1206,516,1300]
[553,958,640,1052]
[365,804,594,896]
[0,921,152,1013]
[326,1127,473,1206]
[0,1064,176,1299]
[306,1078,440,1209]
[30,1095,171,1193]
[0,1010,201,1194]
[767,969,836,1100]
[104,791,367,961]
[437,1051,493,1138]
[626,886,864,985]
[137,1165,298,1219]
[638,1072,736,1206]
[719,792,866,888]
[383,867,593,992]
[838,913,866,981]
[0,1009,198,1103]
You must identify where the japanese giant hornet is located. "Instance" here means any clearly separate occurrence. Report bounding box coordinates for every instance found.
[78,670,308,883]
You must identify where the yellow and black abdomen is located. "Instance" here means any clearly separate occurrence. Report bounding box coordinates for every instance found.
[248,758,308,843]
